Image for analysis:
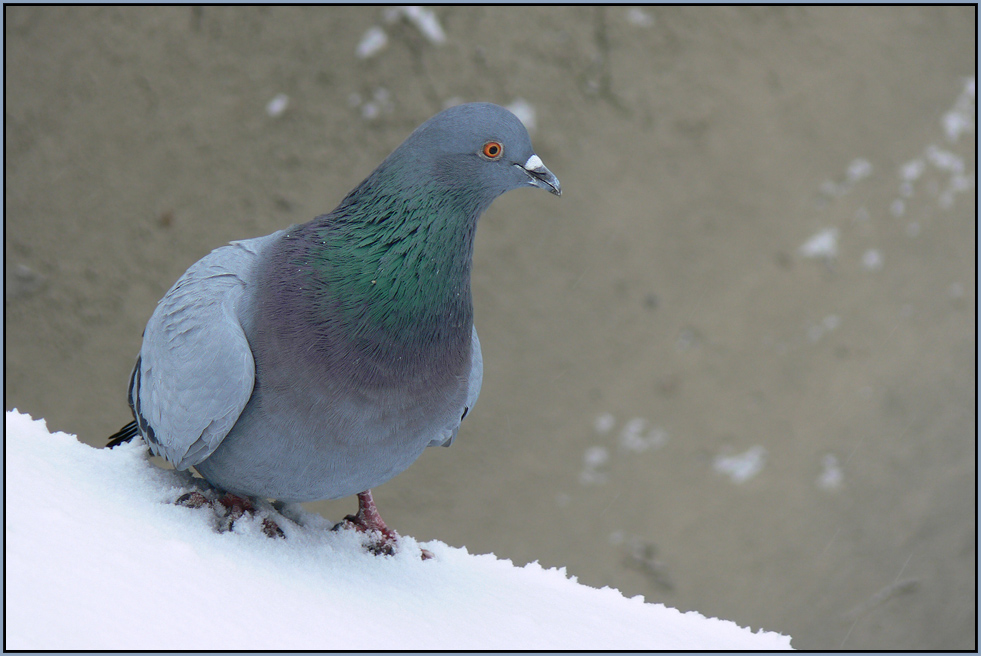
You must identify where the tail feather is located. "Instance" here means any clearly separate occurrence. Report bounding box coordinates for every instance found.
[107,420,140,449]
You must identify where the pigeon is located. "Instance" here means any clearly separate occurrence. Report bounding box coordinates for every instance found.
[108,102,560,552]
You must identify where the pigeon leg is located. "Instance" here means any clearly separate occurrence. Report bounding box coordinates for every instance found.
[218,492,255,519]
[176,490,284,538]
[216,493,285,538]
[176,490,212,509]
[343,490,397,542]
[339,490,433,559]
[338,490,398,556]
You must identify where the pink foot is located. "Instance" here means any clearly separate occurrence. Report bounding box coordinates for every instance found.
[176,491,211,509]
[338,490,398,556]
[218,492,254,517]
[336,490,433,559]
[177,490,284,538]
[343,491,397,539]
[217,493,285,538]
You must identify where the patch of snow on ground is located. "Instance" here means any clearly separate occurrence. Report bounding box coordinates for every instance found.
[384,6,446,45]
[713,446,767,484]
[4,410,792,649]
[626,7,655,28]
[593,412,616,434]
[356,25,388,59]
[505,98,536,132]
[817,454,844,491]
[819,158,872,198]
[807,314,842,343]
[265,93,289,118]
[354,87,394,121]
[861,248,884,271]
[618,417,668,454]
[942,76,975,142]
[579,445,610,485]
[846,158,873,184]
[799,227,839,260]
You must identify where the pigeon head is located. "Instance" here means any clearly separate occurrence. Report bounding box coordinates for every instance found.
[371,102,561,216]
[281,102,560,347]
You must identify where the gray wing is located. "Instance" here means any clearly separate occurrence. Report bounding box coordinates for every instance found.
[129,232,283,469]
[428,326,483,448]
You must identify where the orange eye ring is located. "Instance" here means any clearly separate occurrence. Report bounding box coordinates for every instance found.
[481,141,503,159]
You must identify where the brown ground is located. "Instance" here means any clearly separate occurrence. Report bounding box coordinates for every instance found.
[5,6,976,649]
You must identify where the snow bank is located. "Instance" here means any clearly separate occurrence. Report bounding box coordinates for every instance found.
[4,410,792,650]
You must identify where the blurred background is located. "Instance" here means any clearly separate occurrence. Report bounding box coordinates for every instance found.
[4,6,976,649]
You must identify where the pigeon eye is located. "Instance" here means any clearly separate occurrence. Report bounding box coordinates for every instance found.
[481,141,503,159]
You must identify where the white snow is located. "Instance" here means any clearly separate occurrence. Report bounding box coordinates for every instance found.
[861,248,884,271]
[579,445,610,485]
[384,6,446,45]
[925,144,965,174]
[713,445,767,484]
[899,157,926,182]
[265,93,289,118]
[817,454,844,491]
[593,411,616,434]
[506,98,537,132]
[355,25,388,59]
[358,7,447,62]
[799,227,839,260]
[845,157,873,184]
[355,87,394,121]
[626,7,656,28]
[887,81,975,215]
[807,314,841,343]
[942,76,975,143]
[618,417,669,454]
[4,410,793,650]
[890,198,906,217]
[818,157,873,198]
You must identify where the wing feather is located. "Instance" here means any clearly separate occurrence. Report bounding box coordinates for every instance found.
[129,232,282,469]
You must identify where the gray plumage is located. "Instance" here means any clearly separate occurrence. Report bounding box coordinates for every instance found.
[117,102,560,508]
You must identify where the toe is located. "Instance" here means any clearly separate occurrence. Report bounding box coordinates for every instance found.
[175,491,211,508]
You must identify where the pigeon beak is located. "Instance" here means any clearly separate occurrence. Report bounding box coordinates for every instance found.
[520,154,562,196]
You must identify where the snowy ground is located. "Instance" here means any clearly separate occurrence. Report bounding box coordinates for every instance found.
[4,410,792,650]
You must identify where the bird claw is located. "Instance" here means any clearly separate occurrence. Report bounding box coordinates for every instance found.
[332,514,397,555]
[176,490,212,509]
[332,489,413,557]
[361,537,433,560]
[332,514,434,560]
[260,518,286,539]
[175,490,285,538]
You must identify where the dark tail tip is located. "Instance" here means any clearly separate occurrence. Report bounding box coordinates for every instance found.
[107,420,140,449]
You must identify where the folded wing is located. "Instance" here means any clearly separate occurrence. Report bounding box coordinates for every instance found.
[129,232,282,469]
